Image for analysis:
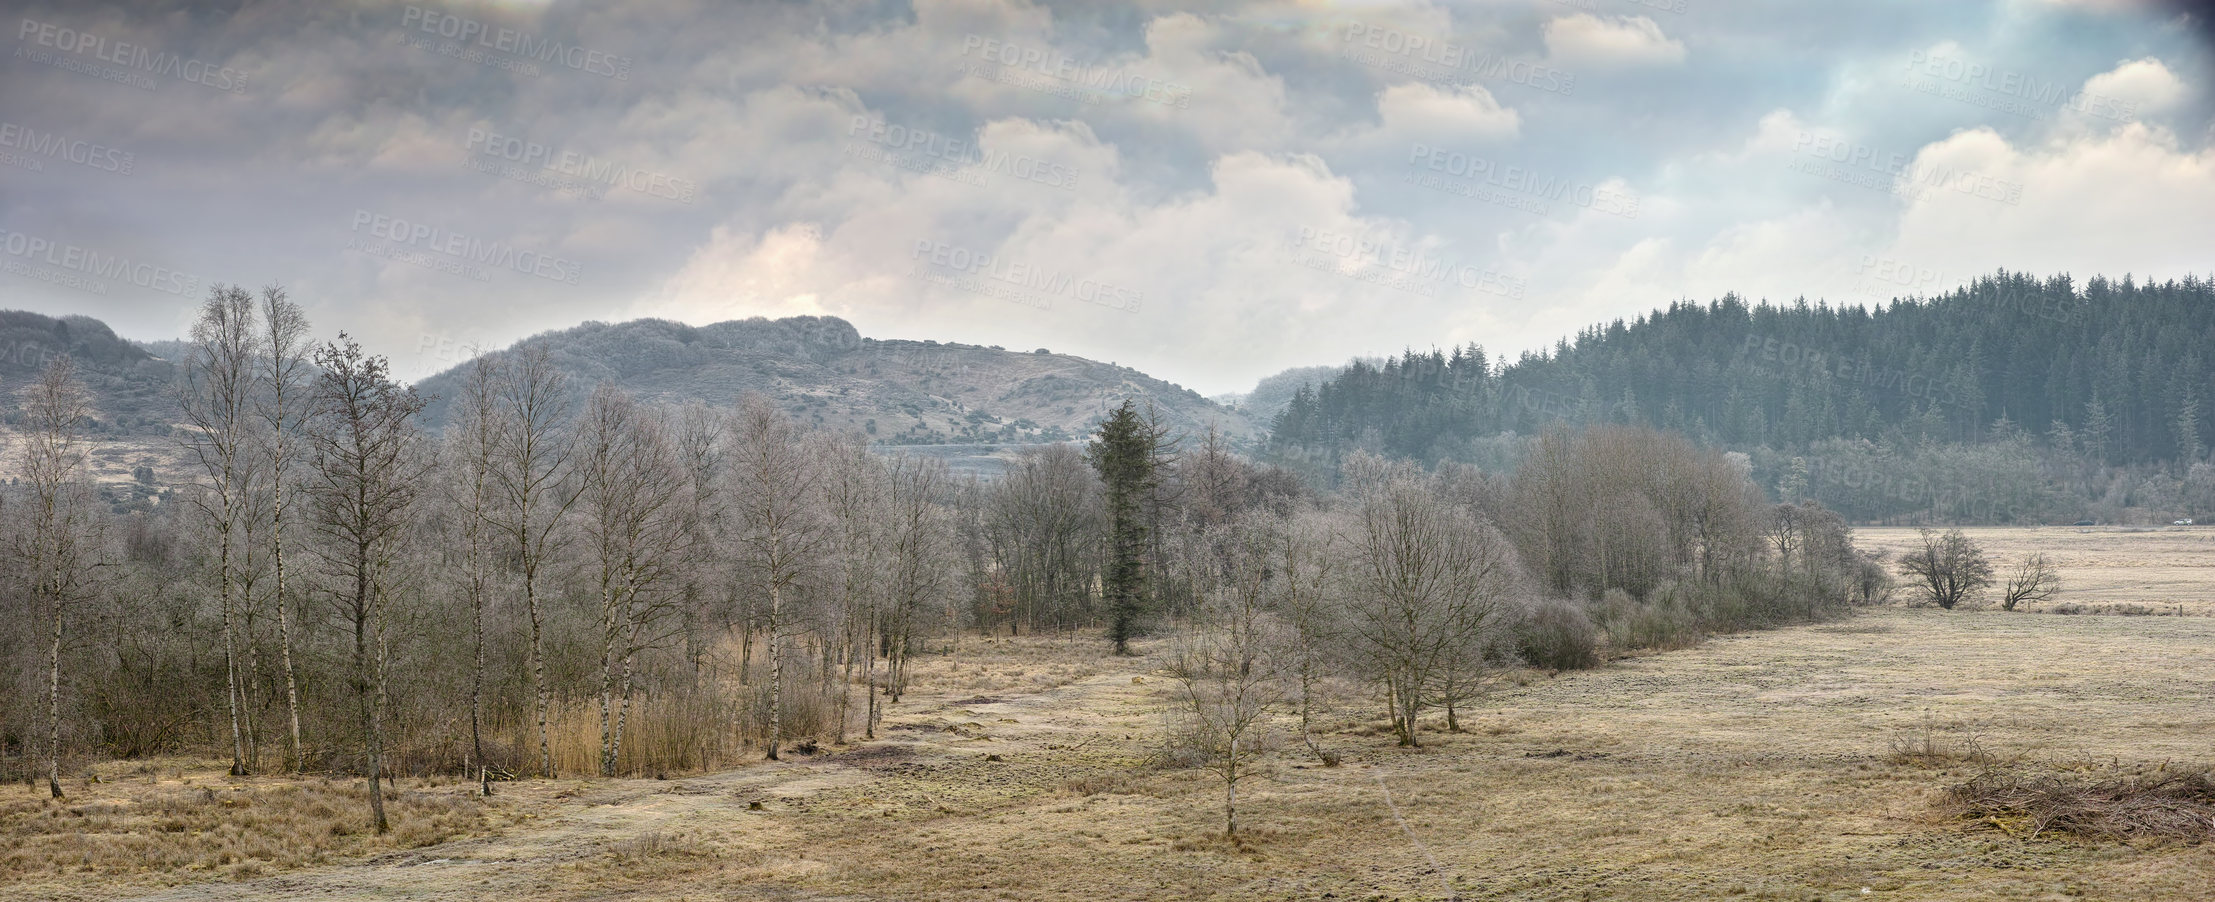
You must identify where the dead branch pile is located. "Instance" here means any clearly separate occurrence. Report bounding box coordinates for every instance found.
[1953,769,2215,841]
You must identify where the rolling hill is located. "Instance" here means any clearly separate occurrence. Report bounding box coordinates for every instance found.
[411,315,1260,446]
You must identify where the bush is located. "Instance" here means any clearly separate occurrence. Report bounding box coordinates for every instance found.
[1514,597,1599,670]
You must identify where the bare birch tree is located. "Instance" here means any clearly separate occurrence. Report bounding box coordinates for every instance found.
[179,286,263,776]
[485,345,580,778]
[12,357,106,798]
[727,394,828,760]
[444,352,504,781]
[576,385,688,776]
[301,336,428,835]
[253,285,313,772]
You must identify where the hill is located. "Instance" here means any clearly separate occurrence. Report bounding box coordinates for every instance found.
[412,315,1259,446]
[1268,271,2215,523]
[0,310,178,436]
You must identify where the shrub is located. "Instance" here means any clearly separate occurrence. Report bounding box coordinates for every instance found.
[1514,597,1600,670]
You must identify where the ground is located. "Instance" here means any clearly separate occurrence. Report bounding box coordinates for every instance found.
[1858,525,2215,614]
[11,531,2215,900]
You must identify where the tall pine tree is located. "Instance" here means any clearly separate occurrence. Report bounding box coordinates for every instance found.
[1088,400,1157,655]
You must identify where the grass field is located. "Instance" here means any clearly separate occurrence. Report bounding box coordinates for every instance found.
[1857,525,2215,614]
[12,524,2215,900]
[15,592,2215,902]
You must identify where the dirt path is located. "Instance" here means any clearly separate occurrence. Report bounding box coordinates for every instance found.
[116,663,1160,902]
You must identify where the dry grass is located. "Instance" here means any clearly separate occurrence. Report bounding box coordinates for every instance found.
[0,758,489,892]
[30,608,2215,901]
[1858,525,2215,614]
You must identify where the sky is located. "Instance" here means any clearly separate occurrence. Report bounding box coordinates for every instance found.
[2,0,2211,396]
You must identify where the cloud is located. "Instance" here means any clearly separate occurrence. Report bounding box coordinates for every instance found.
[2080,57,2187,117]
[1542,15,1686,67]
[1374,82,1520,143]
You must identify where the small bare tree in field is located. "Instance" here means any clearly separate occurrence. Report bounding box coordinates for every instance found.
[1167,521,1280,838]
[1897,528,1993,610]
[302,336,428,835]
[12,357,108,798]
[1272,508,1343,766]
[2001,553,2060,611]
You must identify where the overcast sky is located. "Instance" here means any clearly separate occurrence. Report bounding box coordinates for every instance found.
[2,0,2211,394]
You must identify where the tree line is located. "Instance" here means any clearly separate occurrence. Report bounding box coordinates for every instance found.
[1268,270,2215,523]
[0,285,1885,836]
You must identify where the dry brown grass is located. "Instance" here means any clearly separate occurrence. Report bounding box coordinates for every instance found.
[1858,525,2215,614]
[0,758,489,892]
[32,608,2215,901]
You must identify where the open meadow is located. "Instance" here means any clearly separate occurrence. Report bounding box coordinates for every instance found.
[1856,526,2215,615]
[10,603,2213,902]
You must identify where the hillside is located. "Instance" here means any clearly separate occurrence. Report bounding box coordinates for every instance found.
[413,315,1259,446]
[0,310,177,437]
[1268,271,2215,523]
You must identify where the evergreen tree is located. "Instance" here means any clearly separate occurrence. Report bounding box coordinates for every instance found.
[1088,400,1157,655]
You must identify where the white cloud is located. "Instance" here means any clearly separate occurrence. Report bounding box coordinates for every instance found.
[1374,82,1520,143]
[2080,57,2188,117]
[1542,14,1686,67]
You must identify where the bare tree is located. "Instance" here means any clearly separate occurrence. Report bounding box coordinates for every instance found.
[253,286,313,772]
[444,352,504,782]
[878,455,955,719]
[485,345,580,778]
[1896,527,1993,610]
[1341,454,1525,747]
[2001,553,2060,611]
[1166,520,1279,838]
[179,286,264,776]
[821,434,886,745]
[1271,508,1344,766]
[576,385,688,776]
[301,336,428,835]
[727,395,829,760]
[11,357,107,798]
